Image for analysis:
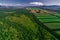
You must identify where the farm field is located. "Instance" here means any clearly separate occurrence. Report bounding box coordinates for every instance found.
[39,19,60,23]
[35,13,58,19]
[33,8,60,40]
[54,13,60,16]
[0,8,57,40]
[44,23,60,29]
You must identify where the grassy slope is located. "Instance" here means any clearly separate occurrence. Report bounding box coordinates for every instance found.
[0,9,57,40]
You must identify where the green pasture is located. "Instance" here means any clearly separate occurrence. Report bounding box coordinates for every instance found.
[39,18,60,23]
[55,31,60,35]
[35,13,51,16]
[54,13,60,17]
[37,16,58,18]
[34,13,58,18]
[44,23,60,29]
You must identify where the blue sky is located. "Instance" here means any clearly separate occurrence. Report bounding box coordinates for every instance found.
[0,0,60,6]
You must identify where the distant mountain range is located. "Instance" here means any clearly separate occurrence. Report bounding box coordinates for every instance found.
[25,5,60,9]
[40,5,60,9]
[0,5,25,9]
[0,5,60,9]
[25,5,60,12]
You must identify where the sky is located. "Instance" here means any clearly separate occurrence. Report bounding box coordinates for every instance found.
[0,0,60,6]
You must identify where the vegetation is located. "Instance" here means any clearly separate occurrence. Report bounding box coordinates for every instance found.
[39,19,60,23]
[0,8,58,40]
[33,8,60,40]
[44,23,60,29]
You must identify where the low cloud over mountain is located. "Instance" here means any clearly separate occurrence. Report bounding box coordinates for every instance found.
[29,2,44,6]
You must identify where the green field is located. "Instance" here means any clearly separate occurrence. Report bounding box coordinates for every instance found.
[44,23,60,29]
[55,31,60,35]
[35,13,58,19]
[37,16,58,18]
[33,8,60,40]
[39,19,60,23]
[0,8,57,40]
[54,13,60,16]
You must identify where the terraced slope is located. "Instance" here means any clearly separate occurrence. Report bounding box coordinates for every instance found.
[0,9,57,40]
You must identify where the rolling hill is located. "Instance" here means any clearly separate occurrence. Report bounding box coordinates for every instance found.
[0,8,58,40]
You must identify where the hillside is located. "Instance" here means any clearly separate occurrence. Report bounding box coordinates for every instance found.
[0,9,57,40]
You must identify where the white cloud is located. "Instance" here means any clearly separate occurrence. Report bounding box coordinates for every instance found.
[0,3,21,6]
[29,2,44,6]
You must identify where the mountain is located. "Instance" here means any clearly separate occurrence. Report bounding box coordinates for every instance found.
[40,5,60,9]
[0,5,24,9]
[0,5,60,9]
[25,5,60,9]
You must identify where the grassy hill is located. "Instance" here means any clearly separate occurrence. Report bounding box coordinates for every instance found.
[0,9,57,40]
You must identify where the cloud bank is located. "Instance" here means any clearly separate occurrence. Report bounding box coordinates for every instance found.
[0,2,44,6]
[0,3,21,6]
[29,2,44,6]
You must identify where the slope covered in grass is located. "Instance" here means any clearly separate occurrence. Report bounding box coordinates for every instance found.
[0,9,57,40]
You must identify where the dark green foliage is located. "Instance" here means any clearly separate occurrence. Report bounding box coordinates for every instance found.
[0,9,57,40]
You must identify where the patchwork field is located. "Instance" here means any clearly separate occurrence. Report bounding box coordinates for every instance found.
[33,8,60,40]
[0,8,57,40]
[35,13,58,19]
